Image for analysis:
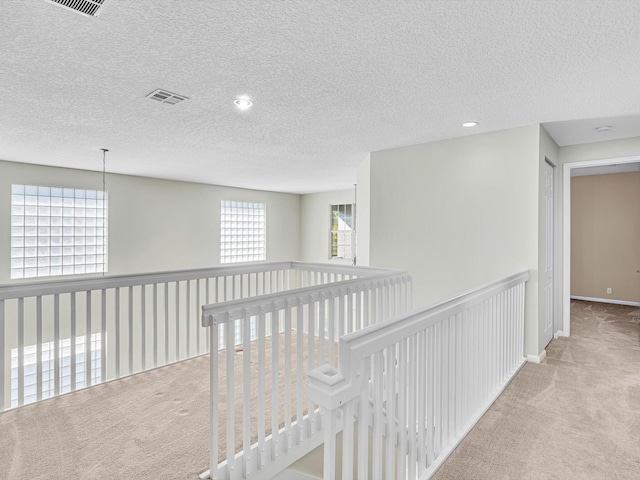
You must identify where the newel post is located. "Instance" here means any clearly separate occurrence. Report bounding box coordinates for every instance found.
[308,364,359,479]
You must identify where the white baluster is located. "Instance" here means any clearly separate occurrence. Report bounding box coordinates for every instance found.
[36,296,42,401]
[408,333,418,479]
[271,307,280,460]
[226,314,235,476]
[175,282,180,362]
[418,329,427,473]
[398,337,408,477]
[141,285,146,371]
[384,344,396,478]
[70,293,76,392]
[129,285,134,374]
[85,291,91,387]
[342,399,355,479]
[243,311,251,477]
[0,300,4,411]
[210,319,219,479]
[372,351,384,477]
[284,306,292,451]
[296,302,304,444]
[258,311,266,467]
[101,290,107,381]
[54,294,61,395]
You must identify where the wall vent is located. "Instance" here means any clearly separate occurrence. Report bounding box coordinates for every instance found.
[146,89,190,105]
[44,0,107,17]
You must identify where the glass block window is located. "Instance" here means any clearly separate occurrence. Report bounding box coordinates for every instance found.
[11,333,103,408]
[330,204,354,259]
[219,318,258,350]
[220,200,265,264]
[10,185,108,279]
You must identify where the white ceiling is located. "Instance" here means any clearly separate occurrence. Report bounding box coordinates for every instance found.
[1,1,640,194]
[544,114,640,147]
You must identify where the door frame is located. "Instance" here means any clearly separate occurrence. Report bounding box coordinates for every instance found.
[543,158,555,348]
[561,154,640,336]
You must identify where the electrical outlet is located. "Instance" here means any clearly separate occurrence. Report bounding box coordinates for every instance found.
[607,288,612,294]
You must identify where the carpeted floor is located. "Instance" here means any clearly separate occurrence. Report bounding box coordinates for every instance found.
[3,301,639,479]
[0,331,330,480]
[434,300,640,480]
[0,353,211,480]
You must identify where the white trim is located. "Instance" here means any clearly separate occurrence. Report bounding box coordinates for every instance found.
[526,349,546,364]
[562,155,640,339]
[570,295,640,307]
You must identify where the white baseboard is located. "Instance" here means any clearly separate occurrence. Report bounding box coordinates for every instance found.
[526,349,546,364]
[554,330,567,339]
[570,295,640,307]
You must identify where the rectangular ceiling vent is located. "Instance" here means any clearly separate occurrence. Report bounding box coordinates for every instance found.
[44,0,107,17]
[146,89,189,105]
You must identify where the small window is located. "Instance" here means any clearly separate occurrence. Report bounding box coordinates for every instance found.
[220,200,266,264]
[10,185,108,279]
[330,204,354,259]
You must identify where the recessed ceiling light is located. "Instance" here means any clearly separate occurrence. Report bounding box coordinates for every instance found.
[234,96,253,111]
[462,122,478,127]
[595,125,611,132]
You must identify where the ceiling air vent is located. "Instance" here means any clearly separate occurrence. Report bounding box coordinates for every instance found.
[44,0,107,17]
[146,89,189,105]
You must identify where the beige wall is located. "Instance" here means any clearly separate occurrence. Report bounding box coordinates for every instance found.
[368,125,542,356]
[0,159,301,284]
[300,189,354,264]
[571,172,640,303]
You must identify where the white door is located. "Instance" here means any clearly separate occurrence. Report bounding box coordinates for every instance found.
[543,161,554,346]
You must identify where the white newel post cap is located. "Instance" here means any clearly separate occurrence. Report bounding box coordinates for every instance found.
[308,364,359,411]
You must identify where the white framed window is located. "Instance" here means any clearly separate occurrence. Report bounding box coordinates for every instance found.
[330,203,354,259]
[220,200,265,264]
[11,333,103,408]
[10,184,108,279]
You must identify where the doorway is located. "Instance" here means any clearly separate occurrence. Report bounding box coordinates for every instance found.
[561,155,640,336]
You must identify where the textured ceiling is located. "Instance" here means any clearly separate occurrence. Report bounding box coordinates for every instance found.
[1,1,640,194]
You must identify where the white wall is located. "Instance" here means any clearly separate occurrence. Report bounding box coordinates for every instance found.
[299,189,354,264]
[368,125,542,356]
[560,137,640,165]
[356,155,371,266]
[0,159,301,284]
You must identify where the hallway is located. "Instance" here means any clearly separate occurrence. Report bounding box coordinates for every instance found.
[435,300,640,479]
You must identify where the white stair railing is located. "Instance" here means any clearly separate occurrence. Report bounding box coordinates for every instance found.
[0,261,357,412]
[309,271,529,479]
[200,266,412,480]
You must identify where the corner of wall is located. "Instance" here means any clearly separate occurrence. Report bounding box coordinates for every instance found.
[355,154,371,266]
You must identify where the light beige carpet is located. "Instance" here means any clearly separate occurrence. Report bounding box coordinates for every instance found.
[0,331,333,480]
[434,300,640,480]
[5,301,638,479]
